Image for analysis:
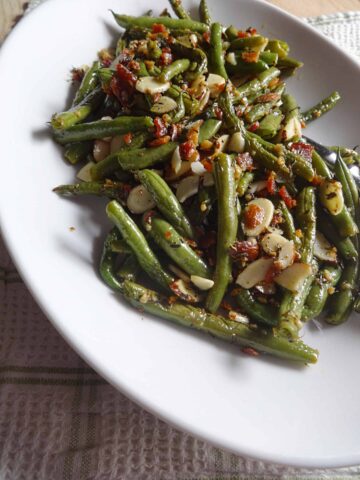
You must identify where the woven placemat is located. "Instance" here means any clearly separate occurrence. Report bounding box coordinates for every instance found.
[1,5,360,480]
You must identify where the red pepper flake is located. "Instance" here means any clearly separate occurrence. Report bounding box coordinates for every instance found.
[123,132,133,145]
[152,23,167,33]
[244,204,265,230]
[110,76,130,107]
[179,140,197,161]
[128,60,140,72]
[278,185,297,209]
[148,135,171,147]
[229,240,260,262]
[164,230,172,239]
[242,347,260,357]
[71,67,85,82]
[235,152,254,171]
[241,51,259,63]
[290,142,314,163]
[247,27,257,35]
[154,117,168,138]
[237,30,250,38]
[160,47,173,66]
[203,31,211,43]
[248,121,260,132]
[266,171,277,195]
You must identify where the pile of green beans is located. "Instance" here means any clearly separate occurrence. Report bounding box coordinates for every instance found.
[51,0,360,366]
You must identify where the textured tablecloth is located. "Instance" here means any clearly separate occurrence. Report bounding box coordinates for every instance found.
[1,6,360,480]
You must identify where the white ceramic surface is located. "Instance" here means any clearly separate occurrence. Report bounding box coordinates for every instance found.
[1,0,360,468]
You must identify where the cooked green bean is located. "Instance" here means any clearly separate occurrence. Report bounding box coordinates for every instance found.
[112,12,209,33]
[53,180,130,203]
[100,228,124,291]
[301,91,341,124]
[169,0,190,19]
[63,142,93,165]
[113,142,178,171]
[235,288,279,327]
[198,119,222,143]
[199,0,211,25]
[326,262,358,325]
[159,59,191,82]
[73,61,101,106]
[209,22,228,79]
[205,154,238,313]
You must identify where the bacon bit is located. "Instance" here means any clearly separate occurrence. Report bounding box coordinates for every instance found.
[242,347,259,357]
[229,240,260,262]
[143,210,155,224]
[278,186,297,209]
[271,211,283,226]
[264,262,281,284]
[221,301,233,311]
[152,23,167,33]
[168,296,178,305]
[116,63,137,89]
[110,76,130,107]
[295,229,303,238]
[203,31,211,43]
[244,204,265,230]
[290,142,314,163]
[248,121,260,132]
[235,152,254,171]
[266,171,277,195]
[237,30,250,38]
[148,135,171,147]
[311,175,324,186]
[214,107,223,120]
[160,47,173,66]
[168,124,179,141]
[180,140,197,161]
[164,230,172,239]
[128,60,140,72]
[123,132,133,145]
[256,93,281,104]
[241,51,260,63]
[247,27,257,35]
[98,48,114,66]
[154,117,168,138]
[71,67,85,82]
[202,159,213,172]
[268,77,280,88]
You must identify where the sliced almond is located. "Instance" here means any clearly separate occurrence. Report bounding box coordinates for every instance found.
[170,279,201,303]
[319,180,344,216]
[135,76,170,95]
[93,139,110,163]
[277,240,295,270]
[236,258,273,289]
[261,233,289,256]
[226,52,237,66]
[110,135,125,154]
[274,263,312,292]
[314,231,338,263]
[151,95,177,114]
[214,134,230,153]
[190,275,214,291]
[171,146,182,174]
[227,131,245,153]
[126,185,156,214]
[248,180,267,194]
[77,161,96,182]
[243,198,274,237]
[282,116,302,142]
[191,161,207,175]
[206,73,226,98]
[176,175,199,203]
[166,161,191,181]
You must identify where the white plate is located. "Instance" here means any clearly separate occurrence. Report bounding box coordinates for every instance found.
[1,0,360,468]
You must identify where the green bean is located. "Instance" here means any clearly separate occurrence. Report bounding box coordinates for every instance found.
[90,132,150,180]
[51,87,104,130]
[259,51,278,65]
[311,150,332,179]
[159,59,191,82]
[171,40,208,76]
[234,67,280,102]
[63,142,93,165]
[171,92,186,123]
[205,154,238,313]
[99,228,124,291]
[169,0,190,19]
[117,254,141,282]
[326,262,358,325]
[266,39,289,58]
[112,142,178,171]
[112,12,209,33]
[98,67,113,89]
[328,146,360,166]
[199,0,211,25]
[245,102,273,124]
[227,58,269,76]
[143,212,211,278]
[187,186,216,225]
[116,37,127,56]
[235,288,279,327]
[218,90,242,133]
[278,187,316,339]
[137,169,194,239]
[277,56,303,70]
[167,86,199,115]
[256,110,283,139]
[122,280,318,364]
[53,116,154,144]
[334,152,359,216]
[278,200,302,250]
[53,180,130,203]
[106,200,174,291]
[301,91,341,124]
[280,93,301,141]
[302,265,342,321]
[229,35,268,52]
[317,208,358,261]
[237,171,254,197]
[208,22,228,80]
[73,61,101,106]
[319,196,358,238]
[225,25,238,41]
[198,119,222,143]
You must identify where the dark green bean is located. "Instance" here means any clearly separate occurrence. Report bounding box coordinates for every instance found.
[326,262,358,325]
[73,61,100,106]
[209,22,228,79]
[169,0,190,19]
[100,228,124,291]
[301,91,341,124]
[159,59,191,82]
[111,142,178,171]
[53,180,130,203]
[198,119,222,143]
[199,0,211,25]
[235,288,279,327]
[112,12,209,33]
[63,142,93,165]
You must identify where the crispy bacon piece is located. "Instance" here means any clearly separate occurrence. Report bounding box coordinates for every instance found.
[278,185,297,209]
[160,47,173,66]
[241,51,259,63]
[148,135,171,147]
[248,121,260,132]
[229,240,260,262]
[154,117,168,138]
[235,152,253,171]
[179,140,197,161]
[237,30,250,38]
[116,63,137,89]
[266,171,276,195]
[290,142,314,162]
[152,23,167,33]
